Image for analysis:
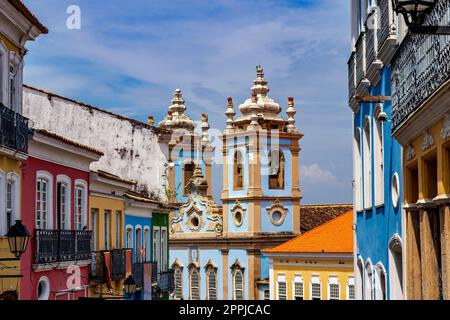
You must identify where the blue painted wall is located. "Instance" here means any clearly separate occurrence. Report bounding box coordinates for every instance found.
[124,215,152,263]
[354,66,403,299]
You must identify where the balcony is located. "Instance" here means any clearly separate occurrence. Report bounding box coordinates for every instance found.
[157,269,175,294]
[348,52,357,110]
[377,0,398,64]
[365,11,383,85]
[355,32,370,96]
[391,0,450,133]
[89,249,129,284]
[35,229,92,264]
[0,103,28,156]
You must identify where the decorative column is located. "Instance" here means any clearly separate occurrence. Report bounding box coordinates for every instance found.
[225,97,235,132]
[247,249,261,300]
[286,97,297,133]
[221,249,229,300]
[419,207,440,299]
[406,208,422,300]
[440,204,450,299]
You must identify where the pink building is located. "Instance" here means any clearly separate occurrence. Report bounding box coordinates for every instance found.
[20,129,103,300]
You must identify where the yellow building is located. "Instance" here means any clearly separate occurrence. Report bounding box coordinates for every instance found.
[88,170,135,298]
[263,211,354,300]
[0,0,47,300]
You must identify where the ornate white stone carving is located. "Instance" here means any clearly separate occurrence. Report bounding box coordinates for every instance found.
[406,144,416,161]
[441,114,450,140]
[421,130,435,151]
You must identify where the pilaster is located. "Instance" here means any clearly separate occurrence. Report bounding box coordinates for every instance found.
[440,205,450,299]
[221,249,229,300]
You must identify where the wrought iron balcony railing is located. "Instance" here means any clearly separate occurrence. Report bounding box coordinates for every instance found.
[377,0,398,63]
[355,32,370,95]
[132,261,157,290]
[0,103,28,154]
[35,229,92,264]
[348,52,357,102]
[391,0,450,132]
[89,249,128,284]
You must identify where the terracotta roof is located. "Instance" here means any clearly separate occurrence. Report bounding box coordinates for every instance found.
[124,191,162,204]
[300,203,353,233]
[33,129,104,156]
[23,84,170,135]
[8,0,48,34]
[94,170,136,185]
[263,210,354,254]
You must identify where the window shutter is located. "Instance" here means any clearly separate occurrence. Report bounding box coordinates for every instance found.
[278,281,287,300]
[294,281,303,300]
[174,268,183,299]
[208,270,217,300]
[234,270,243,300]
[190,268,200,300]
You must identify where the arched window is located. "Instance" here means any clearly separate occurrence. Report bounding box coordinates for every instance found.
[268,150,285,189]
[293,274,304,300]
[36,171,53,230]
[183,162,195,194]
[233,150,244,190]
[56,175,71,230]
[363,116,372,209]
[389,234,404,300]
[356,257,364,299]
[125,225,133,249]
[354,127,363,211]
[364,260,373,300]
[231,260,245,300]
[172,260,184,300]
[373,105,384,206]
[144,227,150,262]
[189,265,200,300]
[74,179,87,230]
[375,263,387,300]
[135,225,142,263]
[205,261,217,300]
[5,172,19,233]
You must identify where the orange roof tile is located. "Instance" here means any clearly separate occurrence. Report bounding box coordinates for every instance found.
[263,210,354,254]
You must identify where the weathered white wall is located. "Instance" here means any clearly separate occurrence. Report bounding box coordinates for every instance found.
[22,86,168,202]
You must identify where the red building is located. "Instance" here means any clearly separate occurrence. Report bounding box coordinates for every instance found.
[20,129,103,300]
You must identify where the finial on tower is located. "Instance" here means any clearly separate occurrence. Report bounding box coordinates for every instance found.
[249,91,261,129]
[147,115,154,126]
[201,112,210,145]
[225,97,235,132]
[286,97,297,133]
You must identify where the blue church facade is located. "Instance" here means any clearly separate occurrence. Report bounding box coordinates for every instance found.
[163,67,303,300]
[348,0,405,300]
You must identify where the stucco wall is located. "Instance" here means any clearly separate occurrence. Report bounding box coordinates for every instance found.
[22,86,168,202]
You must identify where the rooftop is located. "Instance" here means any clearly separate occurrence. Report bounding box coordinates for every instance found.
[263,210,353,254]
[8,0,48,34]
[300,203,353,233]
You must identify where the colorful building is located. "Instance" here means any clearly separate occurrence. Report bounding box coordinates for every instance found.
[389,0,450,300]
[168,66,304,300]
[348,0,405,299]
[88,170,135,298]
[20,129,103,300]
[0,0,47,300]
[263,210,354,300]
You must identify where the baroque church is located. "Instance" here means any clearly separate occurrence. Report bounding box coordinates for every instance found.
[161,66,303,300]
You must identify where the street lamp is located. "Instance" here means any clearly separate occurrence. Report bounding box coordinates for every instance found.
[123,275,137,297]
[6,220,30,259]
[392,0,450,34]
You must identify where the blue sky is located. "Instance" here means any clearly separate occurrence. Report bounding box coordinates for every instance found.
[23,0,353,205]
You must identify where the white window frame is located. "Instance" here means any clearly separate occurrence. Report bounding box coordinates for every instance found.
[189,266,200,300]
[293,274,304,300]
[388,234,404,300]
[104,210,111,250]
[135,224,142,262]
[276,273,287,300]
[354,127,363,212]
[310,275,322,300]
[144,226,150,262]
[8,51,23,113]
[153,226,161,271]
[206,266,217,300]
[233,268,244,300]
[363,116,372,209]
[36,171,53,230]
[356,256,364,300]
[373,106,384,207]
[0,41,9,106]
[328,275,340,300]
[5,172,19,234]
[74,179,87,230]
[91,209,98,251]
[115,210,121,249]
[161,226,167,271]
[364,259,374,300]
[347,276,355,300]
[56,175,71,230]
[125,225,133,249]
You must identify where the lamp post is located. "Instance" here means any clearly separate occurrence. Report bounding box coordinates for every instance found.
[0,220,30,261]
[392,0,450,35]
[123,275,137,298]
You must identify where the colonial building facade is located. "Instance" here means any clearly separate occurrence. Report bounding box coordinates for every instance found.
[389,0,450,300]
[348,0,405,300]
[0,0,47,300]
[168,66,303,300]
[264,210,354,300]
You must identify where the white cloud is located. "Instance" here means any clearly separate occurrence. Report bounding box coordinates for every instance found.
[300,164,337,183]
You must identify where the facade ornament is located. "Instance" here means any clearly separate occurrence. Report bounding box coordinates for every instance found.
[286,97,297,133]
[158,89,196,131]
[248,91,261,129]
[421,130,435,151]
[231,200,247,227]
[225,97,235,132]
[265,199,288,226]
[406,144,416,161]
[201,113,210,145]
[185,204,205,232]
[441,114,450,140]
